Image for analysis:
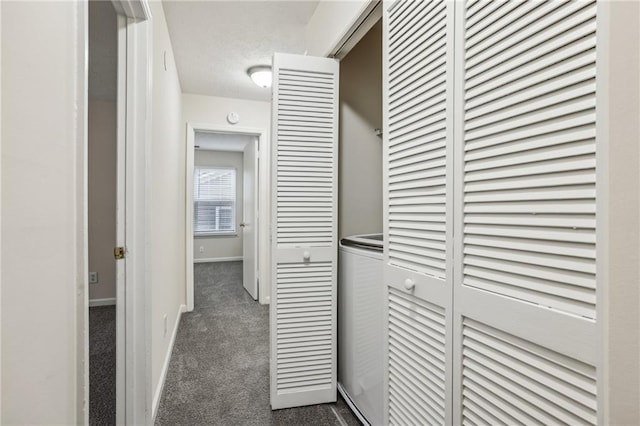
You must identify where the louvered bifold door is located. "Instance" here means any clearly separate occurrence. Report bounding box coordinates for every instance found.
[382,1,455,424]
[270,53,339,410]
[453,1,600,424]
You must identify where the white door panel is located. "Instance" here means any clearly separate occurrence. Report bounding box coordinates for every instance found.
[270,52,339,410]
[452,1,600,424]
[383,0,455,424]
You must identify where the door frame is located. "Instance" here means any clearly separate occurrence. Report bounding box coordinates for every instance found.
[116,7,152,425]
[185,122,271,309]
[242,139,260,300]
[83,1,152,425]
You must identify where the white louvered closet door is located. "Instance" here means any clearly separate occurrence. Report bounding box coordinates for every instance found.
[453,1,600,424]
[383,0,455,424]
[270,53,339,410]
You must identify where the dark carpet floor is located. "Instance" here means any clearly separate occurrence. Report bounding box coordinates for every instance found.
[155,261,360,426]
[89,305,116,426]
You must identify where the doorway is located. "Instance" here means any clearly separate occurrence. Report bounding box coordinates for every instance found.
[185,125,269,310]
[88,2,118,424]
[85,2,151,424]
[193,132,258,301]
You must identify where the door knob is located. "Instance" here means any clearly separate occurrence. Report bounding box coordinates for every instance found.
[403,278,415,292]
[303,251,311,261]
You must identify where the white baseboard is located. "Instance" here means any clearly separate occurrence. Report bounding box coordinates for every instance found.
[152,304,187,422]
[89,297,116,307]
[194,256,243,263]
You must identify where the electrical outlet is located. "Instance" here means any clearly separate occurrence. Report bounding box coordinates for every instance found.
[199,246,205,253]
[89,272,98,284]
[163,314,168,337]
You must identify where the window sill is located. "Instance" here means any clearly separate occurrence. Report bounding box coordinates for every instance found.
[195,232,238,238]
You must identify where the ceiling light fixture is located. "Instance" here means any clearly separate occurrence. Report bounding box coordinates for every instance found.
[247,65,272,88]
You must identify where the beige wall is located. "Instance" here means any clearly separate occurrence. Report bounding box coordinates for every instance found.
[149,0,186,409]
[338,21,383,239]
[88,102,117,301]
[1,2,85,423]
[194,150,244,260]
[88,1,117,101]
[88,0,117,304]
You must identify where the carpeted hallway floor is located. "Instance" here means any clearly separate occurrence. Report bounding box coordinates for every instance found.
[155,261,360,425]
[89,305,116,426]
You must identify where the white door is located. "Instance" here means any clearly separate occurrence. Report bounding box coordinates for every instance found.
[242,138,259,300]
[382,0,455,424]
[382,0,601,424]
[270,52,339,409]
[115,13,127,425]
[453,1,599,423]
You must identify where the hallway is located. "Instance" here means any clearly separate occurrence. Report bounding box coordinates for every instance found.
[155,262,359,425]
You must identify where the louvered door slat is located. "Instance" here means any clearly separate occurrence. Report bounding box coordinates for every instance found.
[388,0,430,38]
[468,3,595,74]
[461,0,597,319]
[274,261,334,396]
[387,25,448,277]
[389,2,444,52]
[276,98,333,250]
[461,319,597,425]
[465,0,519,34]
[454,1,600,424]
[466,1,548,55]
[270,53,338,410]
[388,289,447,426]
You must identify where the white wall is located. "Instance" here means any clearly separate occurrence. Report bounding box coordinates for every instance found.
[88,101,117,301]
[194,149,244,260]
[149,0,186,410]
[1,2,86,423]
[305,0,371,57]
[182,94,270,128]
[339,20,382,239]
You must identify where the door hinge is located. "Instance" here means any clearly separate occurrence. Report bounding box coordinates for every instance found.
[114,246,125,260]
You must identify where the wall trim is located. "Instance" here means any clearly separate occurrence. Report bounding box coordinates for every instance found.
[194,256,243,264]
[89,297,117,307]
[152,304,186,422]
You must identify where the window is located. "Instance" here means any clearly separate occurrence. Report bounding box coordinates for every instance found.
[193,167,236,235]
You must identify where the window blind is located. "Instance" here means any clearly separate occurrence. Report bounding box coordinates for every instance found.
[193,167,236,234]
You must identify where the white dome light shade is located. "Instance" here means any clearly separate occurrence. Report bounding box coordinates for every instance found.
[248,66,272,88]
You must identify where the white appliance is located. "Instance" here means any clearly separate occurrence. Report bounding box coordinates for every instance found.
[338,234,384,426]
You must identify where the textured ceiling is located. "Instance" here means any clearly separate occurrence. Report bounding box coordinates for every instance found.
[163,1,319,102]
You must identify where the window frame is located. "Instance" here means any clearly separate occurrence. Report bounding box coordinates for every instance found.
[193,166,238,237]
